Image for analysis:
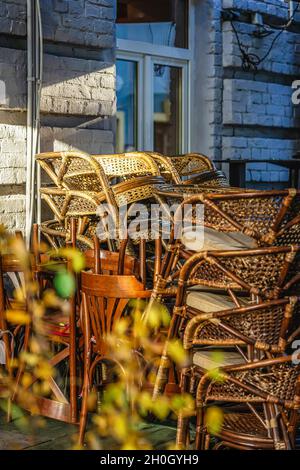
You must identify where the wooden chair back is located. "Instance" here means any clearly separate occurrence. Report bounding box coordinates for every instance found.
[81,270,151,357]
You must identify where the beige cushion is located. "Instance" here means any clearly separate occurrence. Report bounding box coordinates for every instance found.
[182,226,257,252]
[193,349,246,370]
[186,289,251,313]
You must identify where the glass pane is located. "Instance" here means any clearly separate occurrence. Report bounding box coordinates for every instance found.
[116,60,137,153]
[117,0,188,48]
[153,64,181,155]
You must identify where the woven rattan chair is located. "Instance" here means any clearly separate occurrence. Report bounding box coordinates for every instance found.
[94,151,160,180]
[147,189,300,310]
[146,152,217,183]
[183,297,299,358]
[175,297,300,449]
[37,151,165,250]
[0,224,80,424]
[152,245,300,398]
[40,218,97,250]
[188,355,300,450]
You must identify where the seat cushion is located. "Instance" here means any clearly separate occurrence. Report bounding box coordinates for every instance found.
[186,289,251,313]
[182,226,257,252]
[193,349,246,370]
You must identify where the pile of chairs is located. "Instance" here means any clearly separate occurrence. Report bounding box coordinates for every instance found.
[149,190,300,449]
[1,149,300,450]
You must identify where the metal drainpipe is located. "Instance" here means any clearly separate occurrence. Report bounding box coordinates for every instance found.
[25,0,43,245]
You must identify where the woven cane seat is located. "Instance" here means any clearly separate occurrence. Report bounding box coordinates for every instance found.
[193,349,245,370]
[216,411,271,442]
[182,226,258,252]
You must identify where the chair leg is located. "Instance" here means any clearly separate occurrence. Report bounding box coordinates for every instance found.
[204,433,211,450]
[152,352,171,399]
[12,325,30,404]
[78,369,89,445]
[195,405,205,450]
[176,368,191,449]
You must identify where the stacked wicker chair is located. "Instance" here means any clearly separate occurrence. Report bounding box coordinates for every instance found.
[145,151,228,187]
[147,187,300,449]
[36,151,229,251]
[175,293,300,449]
[186,355,300,450]
[36,151,166,250]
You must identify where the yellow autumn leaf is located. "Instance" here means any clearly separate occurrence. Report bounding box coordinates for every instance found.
[138,391,153,416]
[167,339,187,366]
[34,361,53,380]
[112,414,128,441]
[145,301,170,330]
[152,396,170,420]
[21,373,33,389]
[13,287,25,303]
[56,248,85,273]
[171,393,194,416]
[20,352,39,367]
[5,310,30,325]
[205,406,223,436]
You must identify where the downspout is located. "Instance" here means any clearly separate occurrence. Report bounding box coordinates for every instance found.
[25,0,33,244]
[25,0,43,245]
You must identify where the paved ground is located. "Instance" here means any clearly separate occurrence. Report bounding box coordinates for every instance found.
[0,411,178,450]
[1,410,299,450]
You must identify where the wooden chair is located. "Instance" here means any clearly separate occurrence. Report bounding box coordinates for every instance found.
[0,250,31,420]
[190,355,300,450]
[152,245,300,398]
[78,269,151,445]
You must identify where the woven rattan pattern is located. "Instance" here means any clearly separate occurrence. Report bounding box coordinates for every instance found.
[218,412,269,438]
[207,363,299,403]
[194,304,285,346]
[188,252,288,294]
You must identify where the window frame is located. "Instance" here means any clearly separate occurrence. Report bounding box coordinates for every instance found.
[116,0,194,154]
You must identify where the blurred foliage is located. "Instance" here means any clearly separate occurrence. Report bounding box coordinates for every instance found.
[0,228,222,450]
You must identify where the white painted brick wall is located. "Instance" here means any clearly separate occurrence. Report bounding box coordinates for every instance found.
[0,124,26,184]
[0,195,25,232]
[223,21,300,76]
[41,54,116,116]
[41,127,114,155]
[0,0,116,231]
[0,0,116,48]
[223,79,294,127]
[223,136,300,182]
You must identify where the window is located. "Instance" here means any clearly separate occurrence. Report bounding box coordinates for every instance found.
[117,0,189,48]
[116,0,191,154]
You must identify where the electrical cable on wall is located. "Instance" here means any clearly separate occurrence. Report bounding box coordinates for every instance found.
[230,2,300,72]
